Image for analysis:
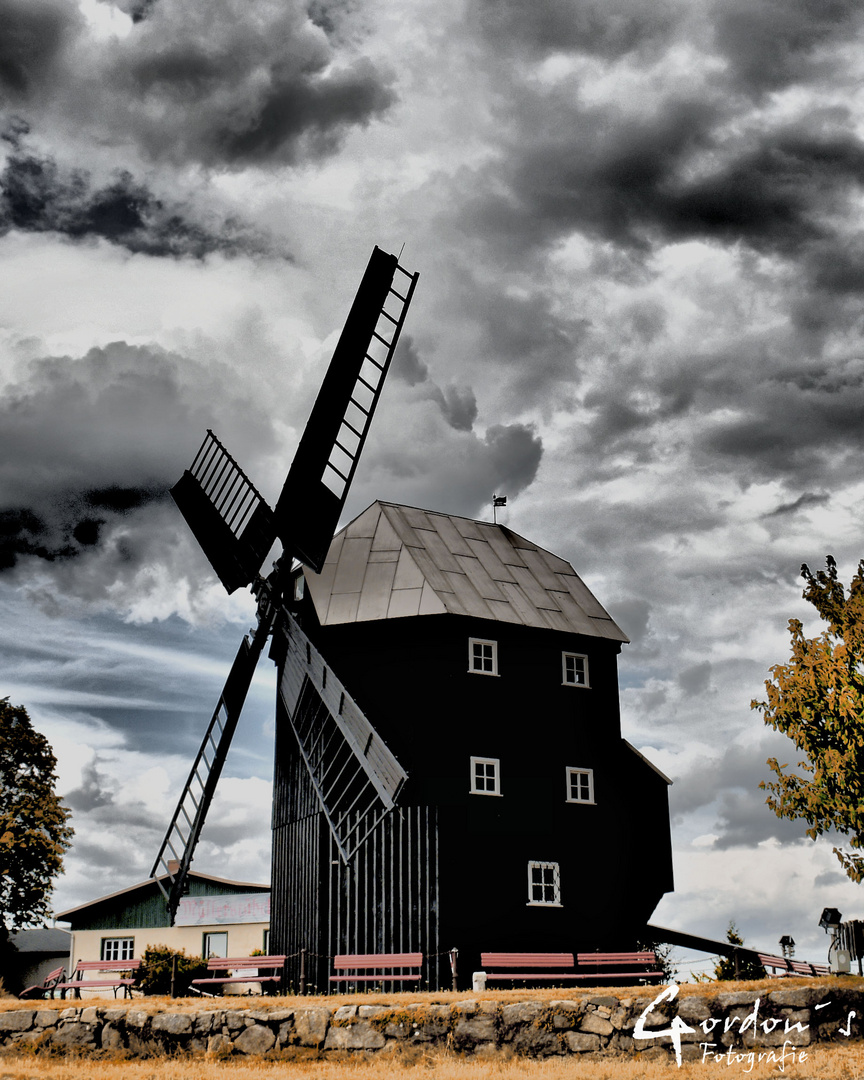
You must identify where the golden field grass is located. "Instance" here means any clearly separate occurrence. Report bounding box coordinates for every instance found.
[1,1043,864,1080]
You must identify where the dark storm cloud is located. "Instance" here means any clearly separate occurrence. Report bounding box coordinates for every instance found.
[0,342,278,576]
[671,737,816,849]
[0,0,81,96]
[766,492,830,518]
[91,0,396,169]
[0,151,272,258]
[393,336,478,431]
[699,367,864,479]
[98,0,157,22]
[462,101,864,260]
[713,0,862,96]
[471,0,680,60]
[392,337,428,387]
[1,0,394,170]
[678,661,712,696]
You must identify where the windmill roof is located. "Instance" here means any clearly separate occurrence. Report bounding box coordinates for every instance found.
[304,501,628,641]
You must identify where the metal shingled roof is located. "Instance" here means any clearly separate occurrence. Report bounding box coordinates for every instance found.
[304,502,628,642]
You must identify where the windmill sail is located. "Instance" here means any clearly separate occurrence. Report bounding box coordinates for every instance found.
[277,610,407,861]
[274,247,419,573]
[150,583,278,921]
[171,430,276,594]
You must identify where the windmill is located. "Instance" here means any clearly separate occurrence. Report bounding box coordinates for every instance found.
[149,246,419,926]
[151,245,675,992]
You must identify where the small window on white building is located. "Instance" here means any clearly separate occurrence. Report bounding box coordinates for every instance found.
[263,929,270,953]
[470,756,501,795]
[562,652,589,687]
[566,767,595,804]
[101,937,134,962]
[469,638,498,675]
[203,931,228,959]
[527,861,561,906]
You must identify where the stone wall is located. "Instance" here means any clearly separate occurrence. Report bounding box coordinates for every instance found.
[0,985,861,1061]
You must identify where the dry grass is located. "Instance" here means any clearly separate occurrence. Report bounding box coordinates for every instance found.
[4,975,861,1013]
[1,1043,864,1080]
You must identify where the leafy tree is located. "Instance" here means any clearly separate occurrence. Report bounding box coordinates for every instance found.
[752,557,864,882]
[0,699,73,950]
[713,922,765,981]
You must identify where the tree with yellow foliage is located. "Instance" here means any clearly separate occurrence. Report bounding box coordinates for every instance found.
[753,556,864,882]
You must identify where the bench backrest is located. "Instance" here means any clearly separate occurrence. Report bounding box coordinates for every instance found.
[481,953,575,969]
[576,952,657,966]
[332,953,423,970]
[205,955,287,972]
[74,959,141,974]
[759,953,829,976]
[44,966,66,984]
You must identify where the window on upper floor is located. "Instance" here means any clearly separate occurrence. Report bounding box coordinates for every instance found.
[566,766,595,804]
[527,861,561,906]
[470,756,501,795]
[469,638,498,675]
[562,652,589,687]
[101,937,134,962]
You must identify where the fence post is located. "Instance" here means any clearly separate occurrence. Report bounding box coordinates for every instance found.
[299,948,307,996]
[449,947,458,992]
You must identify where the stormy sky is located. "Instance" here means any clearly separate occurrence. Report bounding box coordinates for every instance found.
[4,0,864,975]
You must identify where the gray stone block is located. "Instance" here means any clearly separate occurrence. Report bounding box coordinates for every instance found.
[501,1001,543,1026]
[0,1010,34,1031]
[152,1012,193,1036]
[324,1021,386,1050]
[234,1023,276,1055]
[51,1022,98,1049]
[294,1007,331,1045]
[208,1033,234,1055]
[580,1011,614,1036]
[565,1031,601,1052]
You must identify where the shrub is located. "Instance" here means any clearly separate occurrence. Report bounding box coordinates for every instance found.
[138,945,209,996]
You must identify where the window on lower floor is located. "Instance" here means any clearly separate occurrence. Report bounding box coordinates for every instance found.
[470,756,501,795]
[101,937,134,962]
[566,767,595,804]
[203,931,228,958]
[562,652,589,687]
[469,638,498,675]
[528,861,561,906]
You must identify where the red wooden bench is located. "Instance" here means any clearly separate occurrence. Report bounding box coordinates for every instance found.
[56,959,141,998]
[575,951,663,982]
[758,953,830,977]
[481,952,580,982]
[330,952,423,989]
[19,965,66,999]
[190,955,288,995]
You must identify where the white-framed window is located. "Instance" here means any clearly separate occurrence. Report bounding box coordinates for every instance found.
[203,931,228,959]
[562,652,589,687]
[101,937,134,962]
[469,638,498,675]
[566,767,595,804]
[527,861,561,906]
[470,756,501,795]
